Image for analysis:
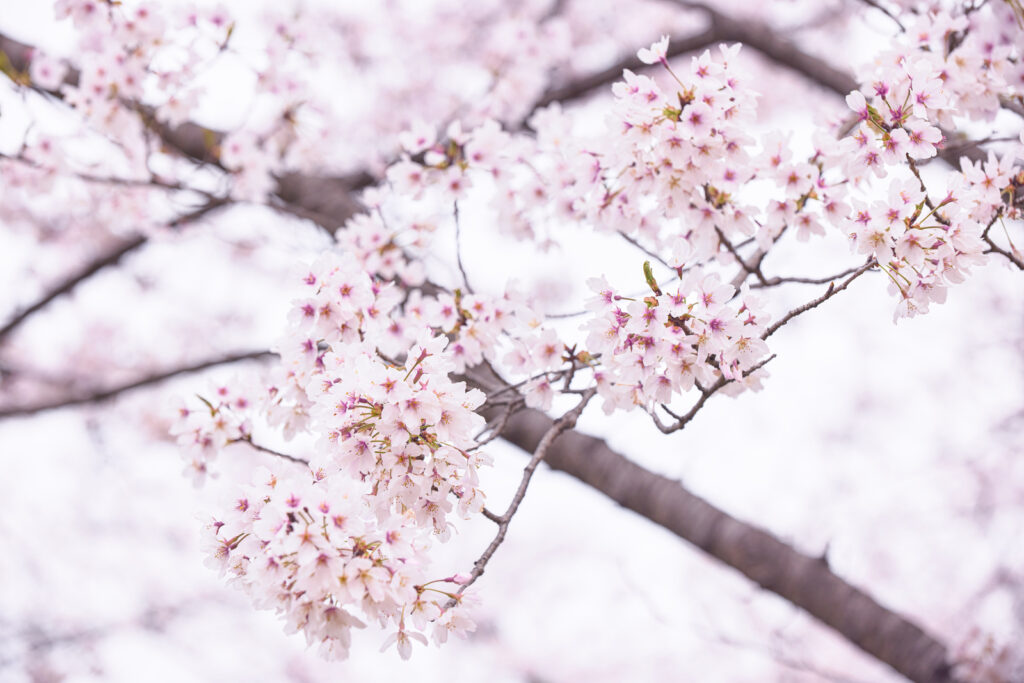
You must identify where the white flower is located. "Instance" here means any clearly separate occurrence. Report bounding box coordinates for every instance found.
[380,629,428,660]
[637,35,670,64]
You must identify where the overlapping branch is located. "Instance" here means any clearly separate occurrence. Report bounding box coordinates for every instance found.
[763,259,878,338]
[0,0,1010,349]
[652,354,777,434]
[0,233,146,343]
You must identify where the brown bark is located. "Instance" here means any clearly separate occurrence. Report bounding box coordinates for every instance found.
[501,408,957,683]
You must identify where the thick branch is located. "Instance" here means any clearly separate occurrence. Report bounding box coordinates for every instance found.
[0,19,983,682]
[499,408,957,683]
[0,32,215,165]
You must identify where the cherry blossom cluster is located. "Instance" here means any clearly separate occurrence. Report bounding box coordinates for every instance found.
[155,1,1023,666]
[582,267,770,415]
[5,0,1023,674]
[171,378,258,486]
[575,41,771,259]
[199,464,477,661]
[8,0,586,220]
[831,7,1023,318]
[173,252,491,658]
[50,1,231,140]
[0,2,239,241]
[382,23,1022,324]
[329,191,564,381]
[382,38,863,281]
[861,6,1023,125]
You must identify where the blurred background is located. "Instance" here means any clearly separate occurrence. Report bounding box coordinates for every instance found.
[0,1,1022,681]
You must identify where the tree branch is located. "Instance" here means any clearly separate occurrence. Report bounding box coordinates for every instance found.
[652,354,777,434]
[498,408,957,683]
[229,434,310,467]
[981,211,1024,270]
[452,200,473,293]
[0,234,146,343]
[853,0,907,32]
[456,388,595,598]
[0,350,273,419]
[0,16,981,681]
[0,197,229,344]
[753,262,875,288]
[529,25,718,113]
[763,260,877,339]
[1,32,369,230]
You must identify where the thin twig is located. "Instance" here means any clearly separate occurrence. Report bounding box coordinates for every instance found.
[717,228,768,286]
[451,388,596,602]
[981,212,1024,270]
[0,150,204,194]
[753,262,872,288]
[651,355,776,434]
[480,368,570,405]
[230,435,309,467]
[763,260,877,339]
[618,231,673,271]
[651,250,870,435]
[453,200,473,293]
[854,0,907,32]
[472,402,517,448]
[730,246,768,290]
[0,234,147,343]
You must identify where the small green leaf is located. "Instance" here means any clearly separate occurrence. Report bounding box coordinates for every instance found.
[643,261,662,296]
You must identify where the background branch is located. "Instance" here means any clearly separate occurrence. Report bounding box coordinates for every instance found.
[0,350,273,419]
[0,197,229,344]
